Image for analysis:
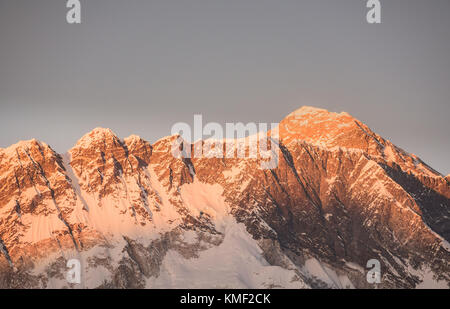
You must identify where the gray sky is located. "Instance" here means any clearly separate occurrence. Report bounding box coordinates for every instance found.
[0,0,449,175]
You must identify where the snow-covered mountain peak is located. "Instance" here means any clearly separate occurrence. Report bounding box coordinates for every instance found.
[124,134,143,144]
[72,127,120,150]
[286,106,353,120]
[2,139,48,155]
[278,105,384,153]
[0,139,60,175]
[276,106,443,179]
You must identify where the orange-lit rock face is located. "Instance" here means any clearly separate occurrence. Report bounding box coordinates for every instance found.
[0,107,449,289]
[0,140,86,267]
[0,140,67,207]
[69,128,152,193]
[277,107,448,195]
[278,107,382,153]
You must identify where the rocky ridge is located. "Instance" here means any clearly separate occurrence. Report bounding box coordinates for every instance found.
[0,106,448,289]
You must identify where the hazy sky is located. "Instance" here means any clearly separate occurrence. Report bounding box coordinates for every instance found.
[0,0,449,175]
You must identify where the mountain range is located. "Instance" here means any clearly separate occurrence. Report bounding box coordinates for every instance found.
[0,106,449,289]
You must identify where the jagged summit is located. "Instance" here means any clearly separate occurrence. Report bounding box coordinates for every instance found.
[3,139,44,150]
[285,106,352,119]
[0,139,55,159]
[72,127,120,150]
[279,105,381,151]
[82,127,117,139]
[124,134,146,146]
[124,134,142,142]
[278,106,442,178]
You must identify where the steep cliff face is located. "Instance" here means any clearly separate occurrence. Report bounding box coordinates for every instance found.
[0,140,81,261]
[0,107,448,289]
